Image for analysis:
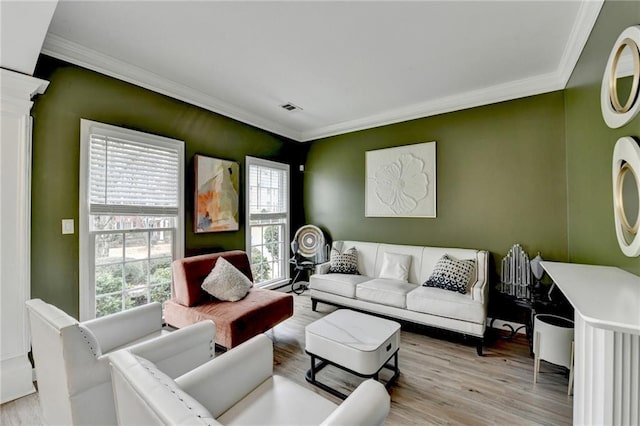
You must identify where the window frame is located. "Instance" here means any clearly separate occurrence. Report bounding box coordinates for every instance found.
[245,156,290,288]
[79,119,184,320]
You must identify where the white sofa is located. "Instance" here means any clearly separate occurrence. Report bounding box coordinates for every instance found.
[110,333,391,425]
[309,241,489,355]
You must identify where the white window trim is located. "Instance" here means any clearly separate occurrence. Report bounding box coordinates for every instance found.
[245,156,290,288]
[79,119,184,321]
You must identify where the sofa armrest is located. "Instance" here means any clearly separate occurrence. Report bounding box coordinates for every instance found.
[471,250,490,304]
[315,261,331,275]
[126,320,216,379]
[320,379,390,426]
[83,302,163,354]
[175,334,273,418]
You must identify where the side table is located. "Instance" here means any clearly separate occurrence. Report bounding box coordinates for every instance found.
[489,285,573,356]
[489,292,534,351]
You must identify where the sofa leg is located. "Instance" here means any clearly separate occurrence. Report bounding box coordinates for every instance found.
[476,339,484,356]
[311,299,318,312]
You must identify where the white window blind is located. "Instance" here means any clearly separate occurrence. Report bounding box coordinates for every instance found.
[248,163,288,218]
[89,135,180,215]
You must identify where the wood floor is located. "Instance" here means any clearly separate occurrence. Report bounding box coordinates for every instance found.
[1,293,573,425]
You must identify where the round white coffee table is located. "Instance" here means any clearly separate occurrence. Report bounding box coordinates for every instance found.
[305,309,401,399]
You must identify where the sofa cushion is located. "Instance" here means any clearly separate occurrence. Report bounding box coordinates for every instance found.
[309,274,371,298]
[406,286,485,324]
[379,252,412,282]
[423,255,476,294]
[201,257,252,302]
[356,278,417,309]
[217,375,336,425]
[329,247,359,274]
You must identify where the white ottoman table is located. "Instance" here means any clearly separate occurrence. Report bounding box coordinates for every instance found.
[305,309,401,399]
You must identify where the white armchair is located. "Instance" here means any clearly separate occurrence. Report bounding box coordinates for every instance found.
[25,299,216,425]
[110,333,391,425]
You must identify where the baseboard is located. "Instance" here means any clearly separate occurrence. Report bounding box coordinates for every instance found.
[0,355,36,403]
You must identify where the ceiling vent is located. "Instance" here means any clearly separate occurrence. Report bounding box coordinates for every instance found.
[280,102,303,112]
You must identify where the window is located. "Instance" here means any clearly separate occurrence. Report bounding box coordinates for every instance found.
[79,120,184,320]
[245,156,290,287]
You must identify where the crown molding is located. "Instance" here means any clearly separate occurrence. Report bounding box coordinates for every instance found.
[41,34,304,141]
[1,68,49,114]
[299,71,564,142]
[556,0,604,86]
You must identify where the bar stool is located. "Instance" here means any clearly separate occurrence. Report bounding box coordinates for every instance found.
[533,314,575,395]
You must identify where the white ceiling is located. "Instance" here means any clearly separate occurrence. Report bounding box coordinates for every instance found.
[20,1,605,141]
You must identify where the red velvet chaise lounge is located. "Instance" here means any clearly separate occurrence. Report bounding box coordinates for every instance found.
[163,250,293,349]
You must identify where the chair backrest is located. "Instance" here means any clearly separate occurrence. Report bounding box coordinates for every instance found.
[25,299,104,425]
[172,251,253,307]
[25,299,162,425]
[110,350,221,426]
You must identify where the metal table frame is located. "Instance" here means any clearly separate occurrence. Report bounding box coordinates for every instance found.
[304,349,399,399]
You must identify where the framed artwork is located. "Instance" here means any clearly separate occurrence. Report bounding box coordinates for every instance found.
[365,141,436,218]
[194,154,239,232]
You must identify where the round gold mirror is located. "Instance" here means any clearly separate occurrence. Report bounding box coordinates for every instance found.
[601,26,640,128]
[612,137,640,257]
[616,163,639,241]
[610,40,640,113]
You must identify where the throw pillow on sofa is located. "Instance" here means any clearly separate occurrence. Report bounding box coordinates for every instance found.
[379,252,412,282]
[201,257,252,301]
[329,247,359,274]
[423,254,476,294]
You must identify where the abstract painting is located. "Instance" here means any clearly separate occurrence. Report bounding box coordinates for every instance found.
[195,155,239,232]
[365,141,436,217]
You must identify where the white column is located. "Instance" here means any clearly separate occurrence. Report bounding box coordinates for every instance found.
[541,262,640,426]
[574,316,640,425]
[1,68,49,403]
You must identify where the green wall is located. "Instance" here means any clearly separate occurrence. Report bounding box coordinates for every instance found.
[304,91,568,277]
[30,0,640,319]
[565,0,640,275]
[31,56,306,317]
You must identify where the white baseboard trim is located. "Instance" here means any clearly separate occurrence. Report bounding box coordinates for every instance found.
[488,318,527,335]
[1,355,36,403]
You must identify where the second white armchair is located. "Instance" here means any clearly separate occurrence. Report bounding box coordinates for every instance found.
[110,332,391,425]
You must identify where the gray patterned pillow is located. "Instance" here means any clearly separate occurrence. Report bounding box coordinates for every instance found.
[328,247,359,274]
[424,255,476,294]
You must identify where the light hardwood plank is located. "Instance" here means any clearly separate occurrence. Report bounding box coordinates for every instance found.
[0,293,572,425]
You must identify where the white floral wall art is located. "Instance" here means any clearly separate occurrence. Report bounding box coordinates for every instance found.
[365,142,436,217]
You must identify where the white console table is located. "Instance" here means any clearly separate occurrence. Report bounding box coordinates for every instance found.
[541,261,639,426]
